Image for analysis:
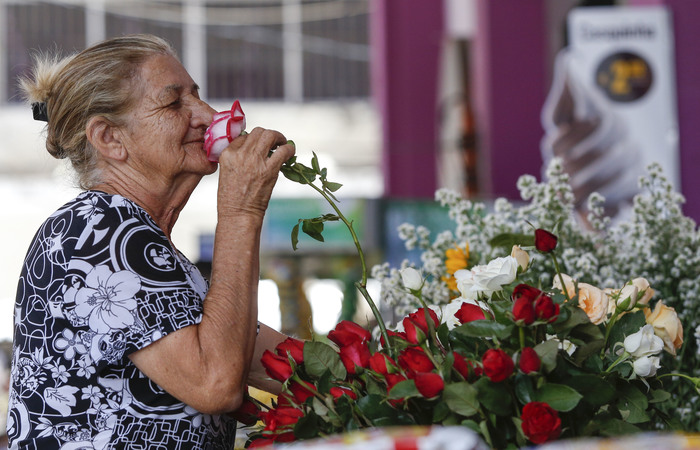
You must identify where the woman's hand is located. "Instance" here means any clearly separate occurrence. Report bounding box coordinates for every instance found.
[216,127,295,219]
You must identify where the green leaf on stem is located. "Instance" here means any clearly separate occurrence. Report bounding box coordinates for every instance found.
[489,233,535,249]
[534,383,582,411]
[323,181,343,192]
[452,321,514,340]
[562,375,616,407]
[444,382,480,417]
[356,395,415,426]
[304,341,347,380]
[475,377,512,416]
[301,219,325,242]
[514,374,535,405]
[649,389,672,404]
[598,416,642,436]
[617,383,650,423]
[534,339,560,373]
[388,379,419,400]
[291,222,300,250]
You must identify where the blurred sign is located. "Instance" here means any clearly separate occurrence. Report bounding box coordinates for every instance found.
[567,6,679,187]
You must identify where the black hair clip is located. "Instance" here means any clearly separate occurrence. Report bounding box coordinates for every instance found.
[32,102,48,122]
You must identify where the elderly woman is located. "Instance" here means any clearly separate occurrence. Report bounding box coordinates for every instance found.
[8,34,294,449]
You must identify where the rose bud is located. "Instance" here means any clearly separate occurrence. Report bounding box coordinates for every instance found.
[381,329,408,348]
[248,438,275,448]
[398,347,435,377]
[275,337,305,364]
[482,348,514,383]
[229,394,260,426]
[369,352,397,376]
[519,347,541,374]
[534,294,559,323]
[261,349,293,382]
[385,373,407,391]
[339,341,371,375]
[511,245,530,272]
[328,320,371,347]
[330,386,358,401]
[455,302,487,324]
[521,401,562,444]
[534,229,558,253]
[452,351,472,379]
[512,284,542,303]
[414,372,445,398]
[204,99,246,162]
[288,380,316,403]
[512,296,536,325]
[400,267,423,291]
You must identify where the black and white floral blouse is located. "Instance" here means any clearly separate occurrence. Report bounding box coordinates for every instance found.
[7,191,236,449]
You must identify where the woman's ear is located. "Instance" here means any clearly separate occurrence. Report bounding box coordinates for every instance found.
[86,117,127,161]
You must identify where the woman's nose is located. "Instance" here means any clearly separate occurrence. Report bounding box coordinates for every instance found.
[191,98,217,129]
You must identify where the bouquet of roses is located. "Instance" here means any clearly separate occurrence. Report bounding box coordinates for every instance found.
[235,153,697,449]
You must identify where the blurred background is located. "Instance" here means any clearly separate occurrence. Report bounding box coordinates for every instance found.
[1,1,699,431]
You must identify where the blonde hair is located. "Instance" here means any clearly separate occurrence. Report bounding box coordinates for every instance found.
[19,34,177,189]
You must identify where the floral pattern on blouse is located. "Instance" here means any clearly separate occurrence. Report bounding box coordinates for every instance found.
[8,191,236,449]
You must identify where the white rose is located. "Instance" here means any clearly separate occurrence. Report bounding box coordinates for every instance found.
[470,256,518,297]
[454,269,477,300]
[633,355,661,378]
[624,324,664,358]
[400,267,423,291]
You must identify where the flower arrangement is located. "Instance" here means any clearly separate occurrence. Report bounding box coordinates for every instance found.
[240,155,700,448]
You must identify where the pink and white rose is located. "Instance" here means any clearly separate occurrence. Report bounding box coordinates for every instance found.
[204,100,246,162]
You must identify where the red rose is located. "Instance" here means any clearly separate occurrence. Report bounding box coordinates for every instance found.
[521,401,562,444]
[398,347,435,376]
[403,308,440,344]
[534,294,559,323]
[229,394,260,426]
[328,320,371,347]
[519,347,541,374]
[481,348,514,382]
[381,329,408,348]
[330,386,358,401]
[452,351,480,379]
[276,337,305,364]
[339,341,371,375]
[534,229,558,253]
[248,438,275,448]
[455,302,486,324]
[414,372,444,398]
[261,406,304,432]
[369,352,397,375]
[261,350,293,382]
[385,373,407,391]
[289,380,316,403]
[512,284,543,302]
[512,296,536,325]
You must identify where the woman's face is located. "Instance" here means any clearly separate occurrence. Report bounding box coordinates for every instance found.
[119,53,218,183]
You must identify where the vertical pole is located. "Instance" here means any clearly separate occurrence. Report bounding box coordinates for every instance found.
[183,0,207,99]
[370,0,444,198]
[0,0,7,104]
[283,0,304,103]
[472,0,547,198]
[85,0,106,46]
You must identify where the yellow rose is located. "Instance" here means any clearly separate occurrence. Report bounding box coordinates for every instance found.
[510,245,530,272]
[577,283,609,325]
[644,301,683,355]
[631,277,654,306]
